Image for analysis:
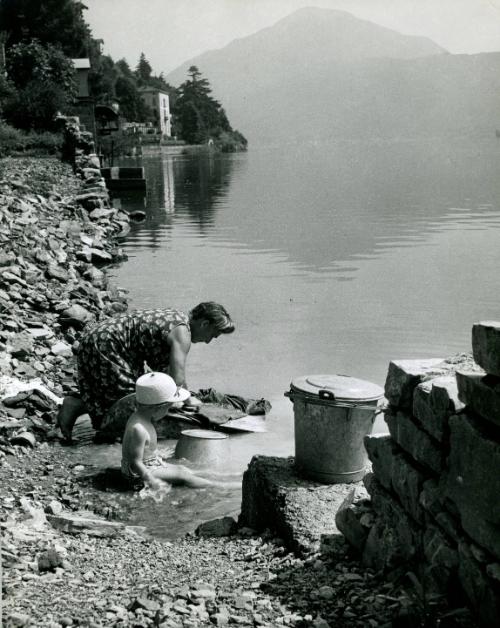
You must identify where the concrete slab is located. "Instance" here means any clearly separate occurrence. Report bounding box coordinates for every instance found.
[239,455,368,555]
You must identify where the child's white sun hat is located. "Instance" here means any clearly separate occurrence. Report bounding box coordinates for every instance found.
[136,372,190,405]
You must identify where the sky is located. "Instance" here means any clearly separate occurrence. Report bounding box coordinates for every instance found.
[83,0,500,76]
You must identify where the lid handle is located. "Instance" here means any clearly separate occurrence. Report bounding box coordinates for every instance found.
[318,389,336,401]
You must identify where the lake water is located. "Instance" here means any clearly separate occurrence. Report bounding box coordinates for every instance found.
[104,137,500,537]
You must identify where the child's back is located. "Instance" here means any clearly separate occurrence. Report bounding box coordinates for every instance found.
[119,372,238,490]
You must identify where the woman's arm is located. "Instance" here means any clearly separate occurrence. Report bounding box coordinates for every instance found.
[166,324,191,387]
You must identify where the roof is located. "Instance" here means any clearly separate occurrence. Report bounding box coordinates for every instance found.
[138,87,170,97]
[72,58,91,70]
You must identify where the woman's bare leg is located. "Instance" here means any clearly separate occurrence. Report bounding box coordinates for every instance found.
[56,396,87,441]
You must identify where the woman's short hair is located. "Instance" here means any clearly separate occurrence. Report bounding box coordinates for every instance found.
[190,302,235,333]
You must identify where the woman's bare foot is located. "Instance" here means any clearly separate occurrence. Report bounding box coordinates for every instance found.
[56,396,87,442]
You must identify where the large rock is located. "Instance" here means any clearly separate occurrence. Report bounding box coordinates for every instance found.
[423,524,459,590]
[444,414,500,558]
[413,375,465,441]
[47,512,125,537]
[239,455,366,555]
[364,433,426,524]
[384,358,444,410]
[58,303,93,330]
[385,410,443,475]
[472,321,500,376]
[9,332,34,360]
[458,541,500,628]
[195,516,236,537]
[362,474,422,571]
[420,480,462,543]
[456,371,500,428]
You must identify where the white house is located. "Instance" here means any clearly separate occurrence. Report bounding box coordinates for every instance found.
[139,87,172,136]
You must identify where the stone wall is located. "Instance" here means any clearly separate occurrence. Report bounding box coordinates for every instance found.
[347,323,500,627]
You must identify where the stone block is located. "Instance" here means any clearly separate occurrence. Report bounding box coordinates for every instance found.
[446,414,500,521]
[385,410,443,475]
[472,321,500,376]
[239,455,366,555]
[420,480,462,543]
[195,516,236,537]
[413,375,465,441]
[364,433,395,491]
[47,512,125,537]
[444,414,500,558]
[456,371,500,428]
[384,358,444,409]
[365,433,426,524]
[335,488,369,553]
[9,331,34,360]
[362,474,422,571]
[458,542,500,628]
[423,524,459,590]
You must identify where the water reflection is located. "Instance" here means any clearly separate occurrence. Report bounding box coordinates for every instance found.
[115,148,236,238]
[115,139,500,274]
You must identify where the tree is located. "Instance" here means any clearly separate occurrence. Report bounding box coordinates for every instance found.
[0,0,92,58]
[3,40,77,130]
[135,52,152,85]
[174,66,232,144]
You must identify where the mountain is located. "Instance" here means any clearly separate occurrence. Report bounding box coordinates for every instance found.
[166,7,500,144]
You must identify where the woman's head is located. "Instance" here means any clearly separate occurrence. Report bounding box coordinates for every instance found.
[189,302,234,343]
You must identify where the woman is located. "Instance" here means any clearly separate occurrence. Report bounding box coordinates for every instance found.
[57,302,234,441]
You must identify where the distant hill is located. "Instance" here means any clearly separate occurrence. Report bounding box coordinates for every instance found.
[166,7,500,144]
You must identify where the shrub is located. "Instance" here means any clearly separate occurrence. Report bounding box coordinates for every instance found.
[0,120,62,156]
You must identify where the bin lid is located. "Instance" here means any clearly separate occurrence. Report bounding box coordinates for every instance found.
[290,374,384,402]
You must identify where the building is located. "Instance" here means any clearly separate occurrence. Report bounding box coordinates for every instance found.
[71,58,96,141]
[139,87,172,136]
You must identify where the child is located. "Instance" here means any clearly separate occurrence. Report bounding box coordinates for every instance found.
[121,372,227,490]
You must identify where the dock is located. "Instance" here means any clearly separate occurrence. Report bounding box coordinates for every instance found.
[100,166,146,191]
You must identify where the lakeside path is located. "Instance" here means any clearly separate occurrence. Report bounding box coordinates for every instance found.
[0,156,465,627]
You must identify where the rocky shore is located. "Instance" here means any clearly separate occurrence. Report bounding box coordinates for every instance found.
[1,156,475,627]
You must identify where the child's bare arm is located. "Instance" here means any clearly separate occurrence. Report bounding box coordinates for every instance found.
[128,425,161,489]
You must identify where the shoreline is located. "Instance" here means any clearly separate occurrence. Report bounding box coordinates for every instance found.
[0,156,471,627]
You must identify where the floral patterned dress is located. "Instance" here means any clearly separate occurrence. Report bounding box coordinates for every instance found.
[76,309,190,429]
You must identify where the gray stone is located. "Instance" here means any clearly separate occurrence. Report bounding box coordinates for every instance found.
[444,414,500,558]
[458,542,500,628]
[38,548,65,572]
[423,524,459,589]
[384,358,445,409]
[45,500,64,516]
[46,263,69,282]
[385,410,443,474]
[365,433,426,524]
[239,455,364,555]
[50,341,73,357]
[362,474,422,571]
[90,248,112,263]
[335,488,368,552]
[58,304,93,330]
[456,370,500,428]
[420,480,462,542]
[472,321,500,376]
[6,613,31,627]
[195,516,236,537]
[446,414,500,521]
[10,331,34,360]
[413,375,465,441]
[47,513,125,537]
[486,563,500,582]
